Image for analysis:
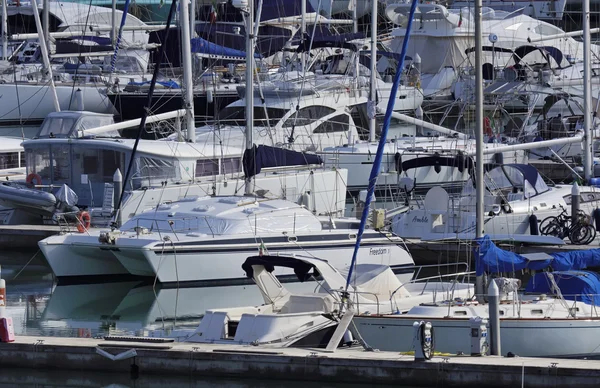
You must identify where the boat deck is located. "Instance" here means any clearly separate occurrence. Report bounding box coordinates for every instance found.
[0,335,598,387]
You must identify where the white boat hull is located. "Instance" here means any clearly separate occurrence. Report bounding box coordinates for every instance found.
[353,315,600,357]
[0,83,115,125]
[41,232,415,284]
[39,236,130,277]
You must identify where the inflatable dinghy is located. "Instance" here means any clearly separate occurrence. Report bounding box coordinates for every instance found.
[0,182,57,213]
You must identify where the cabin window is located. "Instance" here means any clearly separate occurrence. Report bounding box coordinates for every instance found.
[222,157,241,174]
[37,117,76,137]
[533,24,562,36]
[102,150,122,181]
[531,309,544,315]
[0,152,20,169]
[26,147,51,180]
[283,106,336,128]
[19,152,25,168]
[51,145,71,182]
[79,116,115,133]
[83,151,100,175]
[136,157,178,183]
[313,115,349,134]
[217,107,286,127]
[196,159,219,177]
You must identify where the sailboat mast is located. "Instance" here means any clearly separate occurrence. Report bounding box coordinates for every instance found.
[179,0,195,141]
[474,0,485,298]
[30,0,60,112]
[1,0,7,60]
[368,0,377,142]
[111,0,117,46]
[345,0,419,291]
[113,0,178,224]
[42,0,49,53]
[245,1,255,195]
[583,0,592,181]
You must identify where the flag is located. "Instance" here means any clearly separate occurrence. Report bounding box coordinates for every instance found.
[209,1,217,24]
[458,12,463,27]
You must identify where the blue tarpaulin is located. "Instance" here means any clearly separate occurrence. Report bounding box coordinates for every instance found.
[525,271,600,306]
[126,80,180,89]
[475,235,600,275]
[243,145,322,178]
[191,37,262,58]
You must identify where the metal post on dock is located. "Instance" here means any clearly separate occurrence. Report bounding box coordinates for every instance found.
[572,182,580,223]
[113,169,123,227]
[488,279,501,356]
[0,265,4,318]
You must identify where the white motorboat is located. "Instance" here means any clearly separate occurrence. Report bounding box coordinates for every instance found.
[190,35,423,153]
[0,109,348,227]
[451,0,567,20]
[178,254,472,347]
[383,3,599,100]
[39,196,415,282]
[391,163,599,241]
[452,45,600,114]
[322,136,527,198]
[352,239,600,357]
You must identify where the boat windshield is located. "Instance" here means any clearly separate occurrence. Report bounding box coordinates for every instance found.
[217,107,287,127]
[37,114,116,138]
[484,164,549,199]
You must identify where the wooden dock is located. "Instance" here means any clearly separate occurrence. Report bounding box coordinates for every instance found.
[0,224,61,249]
[0,336,599,387]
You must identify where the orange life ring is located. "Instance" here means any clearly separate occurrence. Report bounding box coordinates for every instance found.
[26,173,42,189]
[76,211,91,233]
[484,116,493,136]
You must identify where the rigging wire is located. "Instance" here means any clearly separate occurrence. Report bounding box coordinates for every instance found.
[112,0,178,225]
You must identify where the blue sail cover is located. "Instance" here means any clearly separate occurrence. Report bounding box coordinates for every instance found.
[525,271,600,306]
[126,80,180,89]
[475,235,600,275]
[191,37,262,58]
[243,145,322,178]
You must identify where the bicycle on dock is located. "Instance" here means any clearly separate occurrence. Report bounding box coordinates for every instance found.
[539,206,596,245]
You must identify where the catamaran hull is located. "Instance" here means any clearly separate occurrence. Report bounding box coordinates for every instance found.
[116,238,414,284]
[41,233,414,284]
[353,316,600,357]
[39,237,130,278]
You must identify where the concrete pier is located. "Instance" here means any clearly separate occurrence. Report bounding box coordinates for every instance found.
[1,336,600,387]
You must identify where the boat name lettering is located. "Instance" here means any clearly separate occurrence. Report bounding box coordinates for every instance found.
[370,248,389,256]
[412,216,429,223]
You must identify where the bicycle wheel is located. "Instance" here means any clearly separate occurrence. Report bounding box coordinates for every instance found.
[579,225,597,245]
[539,216,558,235]
[544,220,564,238]
[569,224,595,245]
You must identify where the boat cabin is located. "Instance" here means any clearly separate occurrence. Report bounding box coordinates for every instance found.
[22,111,245,208]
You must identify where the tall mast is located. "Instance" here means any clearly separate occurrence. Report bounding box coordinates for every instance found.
[583,0,592,182]
[111,0,117,46]
[345,0,419,291]
[190,0,195,41]
[474,0,485,298]
[244,0,254,195]
[42,0,49,53]
[31,0,60,112]
[1,0,7,60]
[368,0,377,142]
[179,0,195,142]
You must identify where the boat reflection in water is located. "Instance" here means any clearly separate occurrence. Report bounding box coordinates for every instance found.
[33,280,331,338]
